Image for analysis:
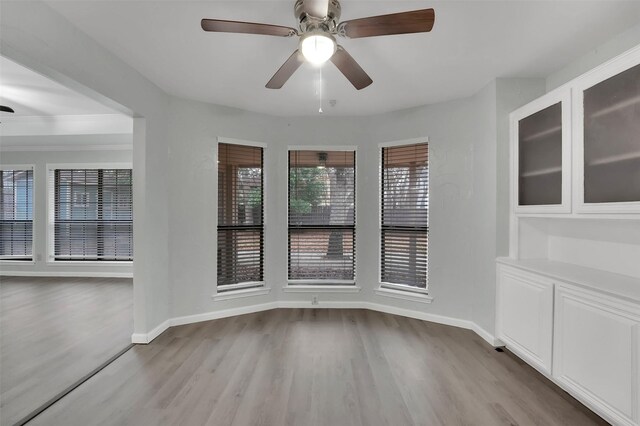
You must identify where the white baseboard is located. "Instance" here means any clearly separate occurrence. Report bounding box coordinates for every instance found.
[132,302,280,344]
[132,301,498,347]
[131,319,170,344]
[364,302,498,346]
[1,270,133,278]
[365,302,473,330]
[171,302,280,327]
[470,323,500,346]
[278,300,368,309]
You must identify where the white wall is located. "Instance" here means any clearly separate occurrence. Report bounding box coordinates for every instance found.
[495,79,547,257]
[5,0,612,341]
[355,87,492,324]
[165,79,544,336]
[546,22,640,91]
[1,0,171,336]
[0,147,133,277]
[166,98,372,318]
[357,80,544,334]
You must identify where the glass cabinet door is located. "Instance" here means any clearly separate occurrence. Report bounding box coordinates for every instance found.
[583,63,640,205]
[518,102,563,206]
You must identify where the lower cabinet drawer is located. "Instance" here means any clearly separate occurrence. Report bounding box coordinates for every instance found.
[497,265,554,374]
[553,285,640,426]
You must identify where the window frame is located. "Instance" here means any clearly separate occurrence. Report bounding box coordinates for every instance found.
[46,162,133,265]
[377,138,432,300]
[286,145,358,287]
[0,164,35,264]
[213,137,268,298]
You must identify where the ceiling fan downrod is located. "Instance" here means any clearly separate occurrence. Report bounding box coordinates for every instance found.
[200,0,435,90]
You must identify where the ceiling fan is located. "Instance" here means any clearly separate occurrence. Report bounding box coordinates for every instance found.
[201,0,435,90]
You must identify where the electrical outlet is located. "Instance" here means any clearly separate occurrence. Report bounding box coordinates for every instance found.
[312,295,319,305]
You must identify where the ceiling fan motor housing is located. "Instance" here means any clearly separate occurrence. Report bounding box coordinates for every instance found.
[294,0,342,33]
[201,1,434,90]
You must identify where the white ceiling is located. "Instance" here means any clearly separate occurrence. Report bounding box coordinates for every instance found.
[43,1,640,116]
[0,56,132,146]
[0,56,122,117]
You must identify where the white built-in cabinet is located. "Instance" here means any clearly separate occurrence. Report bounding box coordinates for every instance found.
[574,55,640,214]
[511,89,572,214]
[510,45,640,216]
[500,44,640,426]
[497,261,640,426]
[496,266,553,374]
[554,285,640,426]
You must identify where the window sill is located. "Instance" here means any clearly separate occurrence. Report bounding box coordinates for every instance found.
[46,260,133,266]
[0,260,35,266]
[375,286,433,304]
[211,286,271,301]
[283,284,361,293]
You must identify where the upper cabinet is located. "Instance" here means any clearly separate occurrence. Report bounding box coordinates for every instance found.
[511,45,640,216]
[574,55,640,214]
[511,89,572,214]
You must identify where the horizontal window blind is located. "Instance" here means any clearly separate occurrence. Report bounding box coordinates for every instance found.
[53,169,133,261]
[0,169,33,260]
[381,143,428,289]
[288,150,355,282]
[217,143,264,288]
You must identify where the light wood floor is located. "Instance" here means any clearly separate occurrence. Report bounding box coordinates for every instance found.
[28,308,606,426]
[0,276,133,426]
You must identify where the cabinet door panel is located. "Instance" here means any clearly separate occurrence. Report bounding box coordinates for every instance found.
[583,63,640,204]
[511,88,572,214]
[518,102,563,206]
[498,268,553,373]
[574,51,640,214]
[554,286,639,425]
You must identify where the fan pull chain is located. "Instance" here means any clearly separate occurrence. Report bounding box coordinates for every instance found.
[318,65,323,114]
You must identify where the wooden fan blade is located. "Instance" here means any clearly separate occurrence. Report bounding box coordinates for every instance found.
[330,46,372,90]
[0,105,15,113]
[201,19,297,37]
[266,50,305,89]
[338,9,435,39]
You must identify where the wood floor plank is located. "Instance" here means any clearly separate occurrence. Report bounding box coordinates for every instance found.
[0,276,133,426]
[27,308,608,426]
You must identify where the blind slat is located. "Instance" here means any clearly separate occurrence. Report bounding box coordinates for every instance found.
[53,169,133,261]
[381,143,429,289]
[217,143,264,286]
[0,170,33,259]
[288,150,356,281]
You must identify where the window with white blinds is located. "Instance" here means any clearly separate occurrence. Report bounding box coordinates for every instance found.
[380,143,429,290]
[52,168,133,261]
[288,150,355,283]
[0,168,33,260]
[217,143,264,289]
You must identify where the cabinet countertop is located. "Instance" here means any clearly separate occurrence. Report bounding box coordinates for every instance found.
[497,257,640,304]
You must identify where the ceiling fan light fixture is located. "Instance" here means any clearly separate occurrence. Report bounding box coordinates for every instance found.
[300,32,336,65]
[202,2,436,89]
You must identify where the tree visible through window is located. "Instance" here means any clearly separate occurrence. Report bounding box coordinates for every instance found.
[288,150,355,282]
[381,143,429,289]
[217,143,264,288]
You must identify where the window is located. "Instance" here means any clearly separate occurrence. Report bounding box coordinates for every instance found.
[380,142,429,290]
[217,143,264,290]
[288,150,355,283]
[0,168,33,260]
[52,168,133,261]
